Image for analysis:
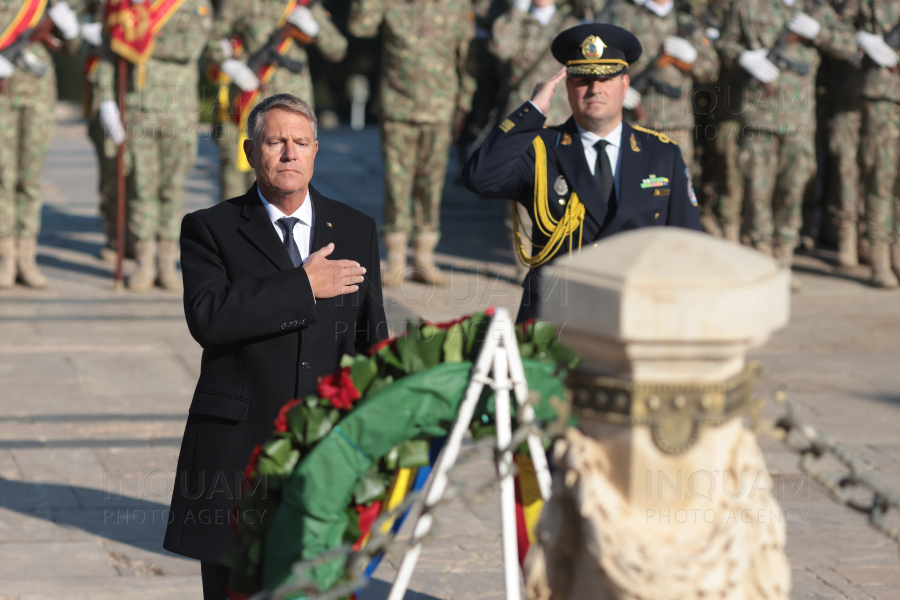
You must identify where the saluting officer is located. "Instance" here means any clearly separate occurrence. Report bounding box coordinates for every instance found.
[464,24,701,322]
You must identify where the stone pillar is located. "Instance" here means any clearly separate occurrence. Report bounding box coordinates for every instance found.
[525,228,792,600]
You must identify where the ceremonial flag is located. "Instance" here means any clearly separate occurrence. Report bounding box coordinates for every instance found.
[104,0,188,84]
[0,0,47,51]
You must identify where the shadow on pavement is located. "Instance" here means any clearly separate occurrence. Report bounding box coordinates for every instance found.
[0,476,176,559]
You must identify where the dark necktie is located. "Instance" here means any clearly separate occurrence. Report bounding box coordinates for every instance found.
[277,217,303,267]
[593,140,616,216]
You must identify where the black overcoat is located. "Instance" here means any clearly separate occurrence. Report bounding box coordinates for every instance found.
[463,102,702,321]
[163,184,388,564]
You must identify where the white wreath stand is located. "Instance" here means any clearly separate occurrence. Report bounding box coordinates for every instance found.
[387,308,553,600]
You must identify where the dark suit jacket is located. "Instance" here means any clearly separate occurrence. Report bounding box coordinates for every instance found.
[463,102,702,321]
[163,184,388,564]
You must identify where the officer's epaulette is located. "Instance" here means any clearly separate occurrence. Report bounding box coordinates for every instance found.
[631,124,677,145]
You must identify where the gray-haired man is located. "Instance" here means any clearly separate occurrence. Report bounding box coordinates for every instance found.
[163,93,388,599]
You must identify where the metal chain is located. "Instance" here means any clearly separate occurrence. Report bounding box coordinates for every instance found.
[754,392,900,545]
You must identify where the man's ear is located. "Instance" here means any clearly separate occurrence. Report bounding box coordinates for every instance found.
[243,138,255,168]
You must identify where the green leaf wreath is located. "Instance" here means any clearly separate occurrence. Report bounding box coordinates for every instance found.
[224,310,580,599]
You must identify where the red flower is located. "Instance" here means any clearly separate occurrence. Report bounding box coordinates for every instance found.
[432,315,469,330]
[367,337,394,356]
[352,501,383,551]
[273,399,301,433]
[242,444,263,487]
[485,307,496,316]
[317,367,361,411]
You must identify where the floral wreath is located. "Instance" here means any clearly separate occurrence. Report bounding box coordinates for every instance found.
[225,310,579,598]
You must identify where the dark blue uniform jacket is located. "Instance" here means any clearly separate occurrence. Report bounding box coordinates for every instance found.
[463,102,702,321]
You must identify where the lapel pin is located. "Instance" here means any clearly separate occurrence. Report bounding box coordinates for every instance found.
[327,222,332,227]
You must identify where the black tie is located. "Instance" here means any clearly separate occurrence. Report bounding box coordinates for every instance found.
[277,217,303,267]
[593,140,616,215]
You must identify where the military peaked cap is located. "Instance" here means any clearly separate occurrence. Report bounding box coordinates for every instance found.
[551,24,643,77]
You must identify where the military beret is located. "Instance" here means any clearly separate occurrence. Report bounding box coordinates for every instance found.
[551,24,643,78]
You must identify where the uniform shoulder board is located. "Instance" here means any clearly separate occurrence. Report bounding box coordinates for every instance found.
[631,125,677,145]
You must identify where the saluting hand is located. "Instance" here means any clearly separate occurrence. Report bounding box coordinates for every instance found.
[530,67,568,115]
[303,243,367,299]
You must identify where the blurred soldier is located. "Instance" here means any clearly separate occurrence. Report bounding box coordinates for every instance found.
[208,0,347,203]
[823,48,866,267]
[0,0,82,289]
[349,0,476,286]
[718,0,856,289]
[606,0,720,233]
[98,0,214,291]
[492,0,581,126]
[844,0,900,286]
[80,1,122,262]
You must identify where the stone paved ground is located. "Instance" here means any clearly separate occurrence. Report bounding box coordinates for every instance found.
[0,105,898,599]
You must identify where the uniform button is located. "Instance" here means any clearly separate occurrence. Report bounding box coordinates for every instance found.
[291,320,298,327]
[524,107,529,112]
[280,323,287,329]
[558,198,565,205]
[654,213,660,219]
[517,112,524,117]
[301,361,310,369]
[299,319,306,326]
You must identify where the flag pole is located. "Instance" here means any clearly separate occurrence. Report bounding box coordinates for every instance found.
[114,56,126,291]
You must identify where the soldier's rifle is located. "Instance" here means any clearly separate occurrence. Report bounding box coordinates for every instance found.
[629,21,699,120]
[0,15,62,91]
[757,26,810,96]
[882,21,900,73]
[245,21,314,77]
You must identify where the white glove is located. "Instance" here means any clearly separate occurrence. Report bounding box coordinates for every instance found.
[221,59,260,92]
[739,48,780,83]
[48,1,80,41]
[287,5,320,38]
[81,22,103,47]
[788,12,821,41]
[0,55,13,78]
[219,38,234,60]
[99,100,126,146]
[513,0,531,12]
[663,36,698,64]
[857,31,899,68]
[705,27,720,41]
[623,86,642,110]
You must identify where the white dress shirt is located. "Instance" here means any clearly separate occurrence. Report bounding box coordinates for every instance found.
[633,0,675,17]
[258,188,315,264]
[576,120,622,177]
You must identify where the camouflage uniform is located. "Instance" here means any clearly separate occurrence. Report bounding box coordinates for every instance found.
[841,0,900,284]
[491,3,581,126]
[81,0,121,257]
[0,0,81,288]
[348,0,476,237]
[606,0,719,176]
[718,0,856,265]
[208,0,347,202]
[97,0,213,290]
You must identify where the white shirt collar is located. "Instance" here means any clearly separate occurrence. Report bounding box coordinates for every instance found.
[530,4,556,26]
[637,0,674,17]
[258,187,313,227]
[576,120,623,152]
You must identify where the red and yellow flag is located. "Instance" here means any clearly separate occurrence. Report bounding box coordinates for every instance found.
[231,0,299,171]
[0,0,47,52]
[104,0,188,66]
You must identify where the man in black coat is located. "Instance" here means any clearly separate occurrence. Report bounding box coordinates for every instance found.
[163,93,388,599]
[463,24,702,322]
